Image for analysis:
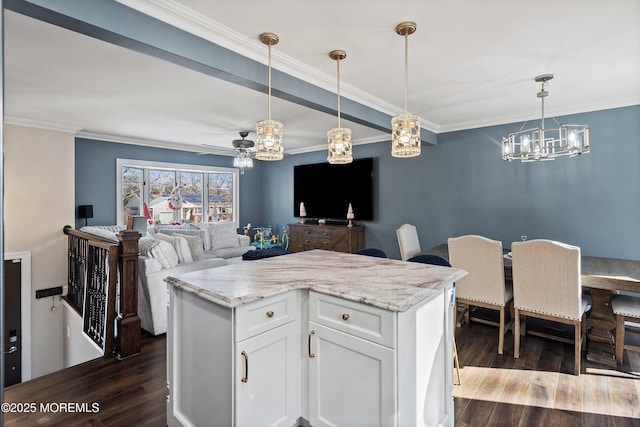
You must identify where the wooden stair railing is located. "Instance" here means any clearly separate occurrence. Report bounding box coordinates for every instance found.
[63,226,141,359]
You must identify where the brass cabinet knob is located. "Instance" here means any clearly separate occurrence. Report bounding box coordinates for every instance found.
[342,313,350,321]
[266,310,274,318]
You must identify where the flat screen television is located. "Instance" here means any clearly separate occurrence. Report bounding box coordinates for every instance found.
[293,157,374,221]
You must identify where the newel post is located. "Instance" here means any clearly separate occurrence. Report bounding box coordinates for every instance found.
[116,229,141,358]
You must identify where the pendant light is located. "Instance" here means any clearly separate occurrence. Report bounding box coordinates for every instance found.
[391,21,421,158]
[255,32,284,161]
[327,49,353,164]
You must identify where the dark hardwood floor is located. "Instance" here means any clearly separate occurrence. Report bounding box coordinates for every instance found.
[3,331,166,427]
[3,324,639,426]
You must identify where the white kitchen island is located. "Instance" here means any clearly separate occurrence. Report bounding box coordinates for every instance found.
[165,249,466,427]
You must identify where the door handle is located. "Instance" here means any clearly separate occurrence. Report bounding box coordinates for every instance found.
[308,330,315,358]
[4,346,17,354]
[241,351,248,383]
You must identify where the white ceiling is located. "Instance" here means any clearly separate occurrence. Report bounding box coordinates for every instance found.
[4,0,640,156]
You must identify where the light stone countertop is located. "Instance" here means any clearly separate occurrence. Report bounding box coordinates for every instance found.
[165,249,467,312]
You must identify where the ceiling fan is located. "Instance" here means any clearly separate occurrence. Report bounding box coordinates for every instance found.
[231,131,255,173]
[197,131,255,157]
[231,131,255,157]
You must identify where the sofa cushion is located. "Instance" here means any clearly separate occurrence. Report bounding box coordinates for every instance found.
[210,222,240,250]
[154,233,193,264]
[139,237,179,269]
[192,223,213,250]
[175,233,205,261]
[208,245,254,259]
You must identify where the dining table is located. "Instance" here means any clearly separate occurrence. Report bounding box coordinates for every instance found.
[424,243,640,366]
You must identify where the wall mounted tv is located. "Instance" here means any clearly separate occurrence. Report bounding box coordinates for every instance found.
[293,157,374,221]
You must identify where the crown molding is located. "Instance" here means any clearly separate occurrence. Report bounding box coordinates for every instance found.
[437,99,640,133]
[116,0,439,134]
[75,130,235,157]
[4,116,81,134]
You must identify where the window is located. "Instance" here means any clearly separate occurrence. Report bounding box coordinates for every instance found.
[116,159,239,226]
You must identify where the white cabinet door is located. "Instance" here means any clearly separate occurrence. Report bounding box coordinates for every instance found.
[308,322,396,427]
[236,320,300,427]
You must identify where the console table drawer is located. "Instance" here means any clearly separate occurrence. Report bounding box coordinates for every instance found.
[235,291,298,342]
[309,291,395,348]
[289,223,364,254]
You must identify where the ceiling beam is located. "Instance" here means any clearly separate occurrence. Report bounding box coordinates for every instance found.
[5,0,438,145]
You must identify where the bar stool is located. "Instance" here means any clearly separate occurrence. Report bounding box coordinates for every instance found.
[611,294,640,364]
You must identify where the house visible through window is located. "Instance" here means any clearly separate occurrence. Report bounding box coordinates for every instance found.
[117,159,239,226]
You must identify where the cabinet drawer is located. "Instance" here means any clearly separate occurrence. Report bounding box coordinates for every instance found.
[236,291,298,342]
[309,291,395,348]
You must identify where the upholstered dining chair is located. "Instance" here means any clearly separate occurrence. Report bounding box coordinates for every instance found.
[354,247,388,258]
[610,293,640,364]
[396,224,421,261]
[408,254,461,385]
[448,235,513,355]
[511,239,590,375]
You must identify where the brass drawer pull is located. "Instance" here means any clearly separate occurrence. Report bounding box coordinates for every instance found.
[342,313,350,321]
[308,330,316,358]
[241,351,249,383]
[266,310,274,318]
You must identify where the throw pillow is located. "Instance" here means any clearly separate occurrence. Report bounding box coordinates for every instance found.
[209,222,240,250]
[192,223,212,250]
[175,233,205,261]
[139,238,179,269]
[154,233,193,264]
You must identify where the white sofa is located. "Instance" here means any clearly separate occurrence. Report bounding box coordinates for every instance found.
[81,222,254,336]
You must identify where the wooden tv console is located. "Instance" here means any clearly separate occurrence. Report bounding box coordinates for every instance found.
[288,223,364,253]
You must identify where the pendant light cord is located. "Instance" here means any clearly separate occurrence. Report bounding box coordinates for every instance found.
[337,57,341,128]
[540,81,545,132]
[404,33,409,114]
[267,42,272,121]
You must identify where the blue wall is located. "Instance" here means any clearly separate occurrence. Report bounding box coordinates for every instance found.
[75,105,639,260]
[261,105,640,260]
[74,138,265,229]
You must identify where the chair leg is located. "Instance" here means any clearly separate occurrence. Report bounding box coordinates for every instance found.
[454,303,458,330]
[574,320,581,375]
[509,300,515,333]
[514,309,520,359]
[453,337,461,385]
[498,306,505,355]
[615,313,625,365]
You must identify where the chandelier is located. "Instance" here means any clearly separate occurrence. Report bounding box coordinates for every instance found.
[327,49,353,164]
[502,74,590,162]
[255,33,284,161]
[391,21,421,158]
